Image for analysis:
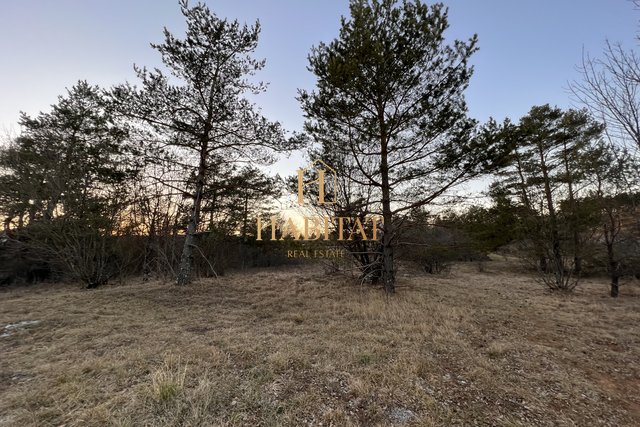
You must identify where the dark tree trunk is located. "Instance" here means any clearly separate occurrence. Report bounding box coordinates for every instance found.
[610,273,619,298]
[606,241,620,298]
[604,210,621,298]
[242,192,249,240]
[539,256,548,273]
[379,123,395,294]
[381,213,394,293]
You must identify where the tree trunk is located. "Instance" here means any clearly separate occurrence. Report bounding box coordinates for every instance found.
[538,144,564,287]
[380,133,395,294]
[610,270,619,298]
[242,192,249,240]
[176,144,208,286]
[604,210,621,297]
[516,153,548,274]
[562,141,581,276]
[539,256,548,273]
[605,231,619,298]
[381,211,394,293]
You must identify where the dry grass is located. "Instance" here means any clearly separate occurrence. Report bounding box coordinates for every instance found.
[1,259,639,426]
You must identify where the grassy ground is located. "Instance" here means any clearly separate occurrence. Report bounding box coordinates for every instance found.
[1,260,639,426]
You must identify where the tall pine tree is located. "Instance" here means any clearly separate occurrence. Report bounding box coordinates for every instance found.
[113,0,289,285]
[300,0,501,292]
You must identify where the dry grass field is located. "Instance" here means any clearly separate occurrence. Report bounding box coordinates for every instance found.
[1,259,639,426]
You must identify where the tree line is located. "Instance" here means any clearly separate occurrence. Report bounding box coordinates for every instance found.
[1,0,639,296]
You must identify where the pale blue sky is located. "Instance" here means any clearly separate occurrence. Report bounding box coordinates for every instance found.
[1,1,638,168]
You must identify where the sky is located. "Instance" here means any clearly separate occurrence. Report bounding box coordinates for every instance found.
[1,0,638,176]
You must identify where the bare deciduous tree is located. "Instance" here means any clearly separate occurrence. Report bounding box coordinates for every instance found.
[570,41,640,154]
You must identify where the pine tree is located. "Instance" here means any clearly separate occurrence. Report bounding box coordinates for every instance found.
[112,0,289,285]
[300,0,501,292]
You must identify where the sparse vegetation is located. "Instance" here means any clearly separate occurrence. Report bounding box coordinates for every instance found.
[150,354,188,403]
[1,260,639,426]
